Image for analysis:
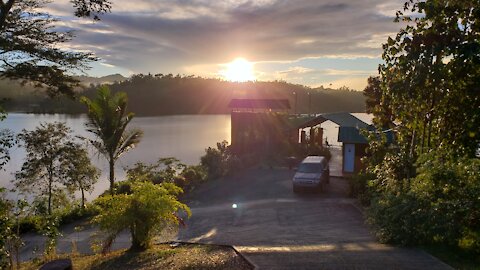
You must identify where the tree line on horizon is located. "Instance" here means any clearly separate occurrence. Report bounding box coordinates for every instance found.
[0,74,366,115]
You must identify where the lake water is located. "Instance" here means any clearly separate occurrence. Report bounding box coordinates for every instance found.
[0,113,370,200]
[1,114,231,200]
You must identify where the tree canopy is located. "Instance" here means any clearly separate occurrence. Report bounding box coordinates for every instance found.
[380,0,480,156]
[15,122,83,215]
[0,0,111,97]
[360,0,480,255]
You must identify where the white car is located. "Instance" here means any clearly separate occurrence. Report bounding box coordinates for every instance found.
[292,156,330,193]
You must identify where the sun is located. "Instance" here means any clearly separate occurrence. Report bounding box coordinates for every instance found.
[222,58,255,82]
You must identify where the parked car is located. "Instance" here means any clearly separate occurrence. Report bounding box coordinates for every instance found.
[292,156,330,193]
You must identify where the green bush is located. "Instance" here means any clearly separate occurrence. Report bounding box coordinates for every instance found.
[18,215,42,233]
[179,165,207,192]
[349,173,375,204]
[200,141,231,179]
[0,191,12,269]
[17,202,97,234]
[367,150,480,253]
[286,143,332,161]
[201,141,254,176]
[118,159,208,195]
[93,181,190,252]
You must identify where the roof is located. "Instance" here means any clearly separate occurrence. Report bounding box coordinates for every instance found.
[302,156,328,163]
[228,99,291,110]
[296,112,369,129]
[338,126,395,144]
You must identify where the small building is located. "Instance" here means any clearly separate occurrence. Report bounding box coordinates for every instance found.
[295,112,393,174]
[338,126,369,173]
[338,126,395,173]
[228,99,291,154]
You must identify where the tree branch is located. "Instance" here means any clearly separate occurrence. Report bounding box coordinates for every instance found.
[0,0,14,30]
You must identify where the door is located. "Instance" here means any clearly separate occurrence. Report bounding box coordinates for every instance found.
[344,144,355,173]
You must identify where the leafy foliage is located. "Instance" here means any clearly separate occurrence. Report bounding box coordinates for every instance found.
[93,181,191,252]
[200,141,235,179]
[123,158,207,193]
[62,145,100,208]
[0,0,98,97]
[0,0,111,97]
[14,122,90,215]
[363,76,394,129]
[40,214,62,259]
[15,122,71,215]
[0,188,12,269]
[358,0,480,256]
[81,86,143,194]
[0,127,14,169]
[380,0,480,155]
[0,192,30,269]
[368,150,480,252]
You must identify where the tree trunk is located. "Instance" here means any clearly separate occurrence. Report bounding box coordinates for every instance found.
[48,175,53,216]
[109,158,115,195]
[129,224,148,252]
[81,187,85,209]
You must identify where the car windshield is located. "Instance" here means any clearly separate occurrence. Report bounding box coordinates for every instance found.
[297,163,323,173]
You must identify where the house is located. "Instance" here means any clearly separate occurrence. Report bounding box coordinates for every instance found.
[295,112,394,174]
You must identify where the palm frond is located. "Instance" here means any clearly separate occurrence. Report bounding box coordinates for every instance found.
[115,129,143,160]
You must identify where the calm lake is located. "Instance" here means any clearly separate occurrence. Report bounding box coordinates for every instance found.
[0,113,370,200]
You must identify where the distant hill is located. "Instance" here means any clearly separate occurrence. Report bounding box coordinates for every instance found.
[75,74,127,86]
[0,73,367,115]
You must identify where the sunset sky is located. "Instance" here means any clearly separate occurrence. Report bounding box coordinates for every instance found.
[49,0,405,90]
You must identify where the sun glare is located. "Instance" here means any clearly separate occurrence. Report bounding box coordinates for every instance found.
[223,58,255,82]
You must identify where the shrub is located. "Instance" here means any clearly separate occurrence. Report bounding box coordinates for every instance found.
[118,159,207,195]
[0,191,12,269]
[200,141,231,179]
[367,149,480,254]
[92,181,190,252]
[179,165,207,192]
[349,172,375,205]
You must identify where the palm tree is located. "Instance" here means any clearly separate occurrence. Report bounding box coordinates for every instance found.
[81,86,143,194]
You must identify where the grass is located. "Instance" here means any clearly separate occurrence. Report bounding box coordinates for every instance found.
[20,243,253,270]
[423,245,480,270]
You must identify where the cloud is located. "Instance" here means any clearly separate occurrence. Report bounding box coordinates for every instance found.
[44,0,405,84]
[264,65,377,89]
[99,62,115,68]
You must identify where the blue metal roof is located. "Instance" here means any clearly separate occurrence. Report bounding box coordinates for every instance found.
[338,126,395,144]
[296,112,369,129]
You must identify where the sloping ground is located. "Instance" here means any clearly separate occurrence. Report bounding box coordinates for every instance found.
[179,167,453,270]
[20,243,252,270]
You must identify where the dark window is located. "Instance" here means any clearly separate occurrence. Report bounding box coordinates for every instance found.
[298,163,323,173]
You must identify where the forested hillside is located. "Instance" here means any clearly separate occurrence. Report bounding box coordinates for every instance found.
[0,74,366,115]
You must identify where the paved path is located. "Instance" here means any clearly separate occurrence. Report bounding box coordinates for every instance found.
[178,167,452,270]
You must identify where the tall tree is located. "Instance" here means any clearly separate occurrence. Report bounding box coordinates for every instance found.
[0,0,111,97]
[363,76,394,129]
[81,86,143,194]
[15,122,78,215]
[380,0,480,156]
[63,145,99,208]
[364,76,382,114]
